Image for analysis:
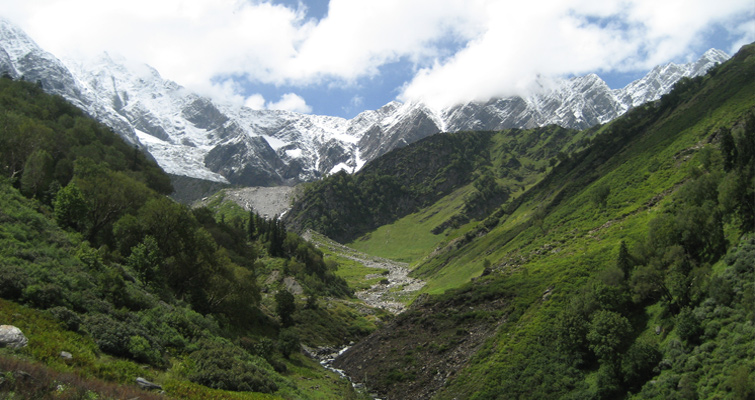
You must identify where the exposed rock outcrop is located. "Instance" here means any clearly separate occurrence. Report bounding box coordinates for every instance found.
[0,325,28,349]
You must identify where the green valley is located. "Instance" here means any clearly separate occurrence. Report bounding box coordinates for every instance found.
[309,44,755,399]
[0,37,753,400]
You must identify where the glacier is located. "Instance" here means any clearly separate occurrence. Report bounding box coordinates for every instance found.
[0,18,730,188]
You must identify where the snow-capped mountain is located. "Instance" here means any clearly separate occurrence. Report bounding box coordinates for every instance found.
[0,19,730,188]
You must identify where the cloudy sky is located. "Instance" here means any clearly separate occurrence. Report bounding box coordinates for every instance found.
[2,0,753,117]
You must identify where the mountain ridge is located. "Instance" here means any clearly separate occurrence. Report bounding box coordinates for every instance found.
[0,18,730,190]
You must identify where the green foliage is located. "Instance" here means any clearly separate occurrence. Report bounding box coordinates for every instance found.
[53,182,88,231]
[0,75,365,398]
[586,310,633,363]
[19,148,54,199]
[620,341,661,391]
[126,235,164,289]
[187,341,278,393]
[589,183,611,208]
[275,289,296,327]
[277,329,300,359]
[675,307,702,344]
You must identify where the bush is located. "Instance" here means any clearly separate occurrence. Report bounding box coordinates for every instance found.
[277,329,300,359]
[587,310,632,363]
[21,283,65,309]
[621,341,662,390]
[48,306,82,332]
[0,264,30,300]
[676,307,702,344]
[188,343,277,393]
[82,313,165,367]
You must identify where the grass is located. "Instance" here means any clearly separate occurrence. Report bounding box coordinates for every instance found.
[331,257,388,291]
[348,185,477,263]
[203,189,250,224]
[430,51,755,398]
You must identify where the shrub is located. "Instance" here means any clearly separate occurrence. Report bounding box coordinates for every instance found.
[21,283,65,309]
[0,263,30,300]
[82,313,165,367]
[676,307,702,344]
[621,341,662,390]
[48,306,82,332]
[277,329,300,359]
[188,343,277,393]
[589,183,611,208]
[587,310,632,363]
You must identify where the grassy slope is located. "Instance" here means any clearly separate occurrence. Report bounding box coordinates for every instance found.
[434,45,755,399]
[347,125,594,268]
[348,185,478,263]
[331,44,754,400]
[409,46,755,294]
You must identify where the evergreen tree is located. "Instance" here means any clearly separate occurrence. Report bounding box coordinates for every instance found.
[248,210,258,240]
[275,289,296,327]
[719,127,737,172]
[616,241,631,277]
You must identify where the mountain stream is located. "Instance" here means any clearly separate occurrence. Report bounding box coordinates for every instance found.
[302,230,425,397]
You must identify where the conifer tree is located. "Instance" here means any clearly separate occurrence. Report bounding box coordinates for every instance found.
[248,210,257,241]
[616,241,631,277]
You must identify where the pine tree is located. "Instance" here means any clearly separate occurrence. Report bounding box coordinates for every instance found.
[248,210,257,240]
[719,127,737,172]
[616,241,631,277]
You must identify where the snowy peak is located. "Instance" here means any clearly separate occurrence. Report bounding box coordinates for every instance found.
[615,49,730,108]
[0,19,730,189]
[0,18,41,61]
[442,49,729,131]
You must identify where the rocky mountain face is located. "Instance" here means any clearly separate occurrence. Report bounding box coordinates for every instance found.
[0,19,729,188]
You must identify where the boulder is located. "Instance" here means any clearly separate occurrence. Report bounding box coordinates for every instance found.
[283,276,304,295]
[136,377,162,390]
[60,351,73,360]
[0,325,28,349]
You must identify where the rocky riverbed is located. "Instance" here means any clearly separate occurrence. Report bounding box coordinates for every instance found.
[302,230,424,314]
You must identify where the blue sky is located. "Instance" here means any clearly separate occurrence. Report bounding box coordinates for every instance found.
[2,0,753,118]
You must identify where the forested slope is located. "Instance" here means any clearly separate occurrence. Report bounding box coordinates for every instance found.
[0,76,371,399]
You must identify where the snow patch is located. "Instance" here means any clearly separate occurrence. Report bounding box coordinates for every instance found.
[262,135,288,150]
[329,162,352,175]
[286,148,303,158]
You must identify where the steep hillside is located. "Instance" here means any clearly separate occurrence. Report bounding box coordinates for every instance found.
[0,76,375,399]
[331,44,755,399]
[285,124,600,244]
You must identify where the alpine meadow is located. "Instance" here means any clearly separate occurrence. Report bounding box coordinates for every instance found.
[0,12,753,400]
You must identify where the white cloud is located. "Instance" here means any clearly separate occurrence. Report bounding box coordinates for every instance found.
[399,0,755,109]
[240,93,312,113]
[244,94,266,110]
[267,93,312,113]
[1,0,753,113]
[729,20,755,55]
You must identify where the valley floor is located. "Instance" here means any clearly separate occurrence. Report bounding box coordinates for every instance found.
[304,231,424,314]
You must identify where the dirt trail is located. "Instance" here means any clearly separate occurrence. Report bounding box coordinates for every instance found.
[303,231,424,314]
